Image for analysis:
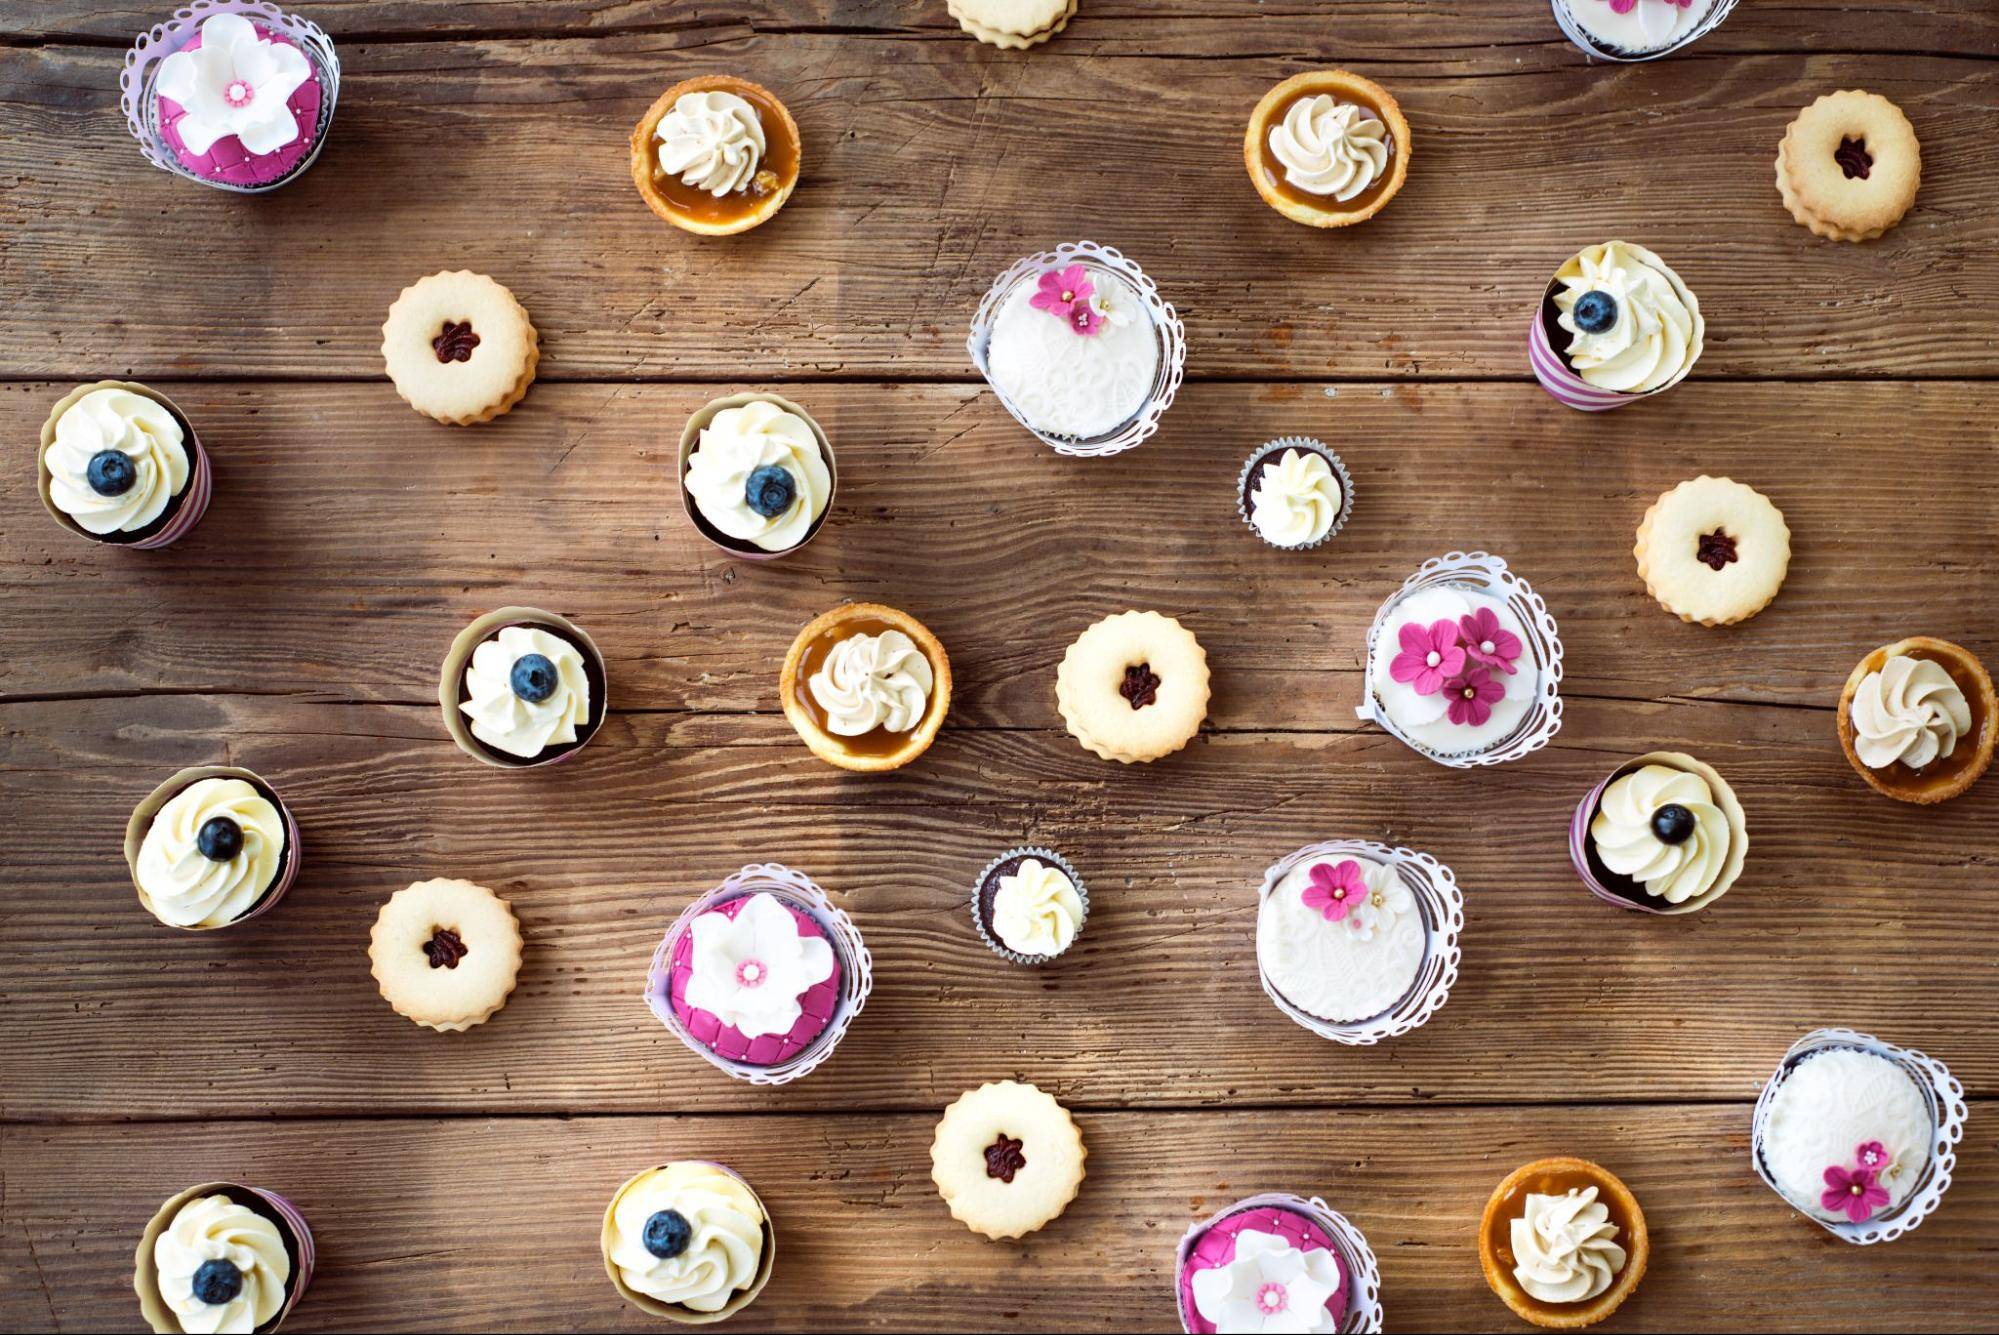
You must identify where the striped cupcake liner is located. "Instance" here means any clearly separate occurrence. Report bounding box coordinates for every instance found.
[601,1162,775,1323]
[1527,243,1703,411]
[970,846,1089,966]
[124,765,303,930]
[1568,751,1748,915]
[1175,1193,1384,1334]
[135,1181,314,1333]
[438,606,609,768]
[1236,438,1354,551]
[675,392,837,562]
[37,381,213,548]
[1551,0,1738,63]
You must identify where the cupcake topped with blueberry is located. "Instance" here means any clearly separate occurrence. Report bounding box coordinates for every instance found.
[1543,241,1703,399]
[602,1161,773,1321]
[39,382,208,547]
[136,1184,309,1335]
[126,768,299,931]
[1574,751,1747,914]
[678,393,833,558]
[440,607,607,768]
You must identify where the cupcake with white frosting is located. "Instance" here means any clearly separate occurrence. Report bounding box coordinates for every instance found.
[1571,751,1747,914]
[972,847,1089,965]
[1237,437,1353,550]
[440,606,608,768]
[1554,0,1736,61]
[1529,241,1703,411]
[135,1182,314,1334]
[38,381,212,548]
[125,766,301,931]
[677,392,835,559]
[602,1161,775,1322]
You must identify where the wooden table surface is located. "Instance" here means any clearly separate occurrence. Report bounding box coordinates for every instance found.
[3,2,1996,1330]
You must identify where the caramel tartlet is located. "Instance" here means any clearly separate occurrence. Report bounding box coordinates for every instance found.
[1836,636,1995,805]
[780,603,951,773]
[1479,1157,1648,1330]
[631,75,800,236]
[1244,70,1410,228]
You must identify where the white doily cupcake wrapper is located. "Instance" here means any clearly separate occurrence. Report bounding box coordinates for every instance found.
[967,240,1187,458]
[970,846,1089,966]
[644,864,873,1086]
[1173,1192,1384,1334]
[1357,551,1564,767]
[121,2,341,193]
[1236,437,1354,551]
[1256,840,1464,1046]
[1550,0,1737,62]
[1750,1027,1967,1245]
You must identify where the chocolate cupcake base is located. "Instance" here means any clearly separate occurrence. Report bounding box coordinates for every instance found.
[971,846,1089,965]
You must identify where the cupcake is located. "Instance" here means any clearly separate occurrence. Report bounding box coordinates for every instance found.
[602,1162,774,1322]
[1570,752,1747,914]
[1256,840,1463,1045]
[1528,242,1703,411]
[125,767,301,930]
[1238,437,1352,550]
[38,381,211,548]
[440,607,607,768]
[1478,1158,1647,1329]
[970,241,1186,457]
[779,603,950,772]
[677,393,835,559]
[1753,1029,1964,1243]
[1552,0,1737,61]
[1359,552,1562,767]
[125,8,338,191]
[135,1182,314,1334]
[972,847,1088,965]
[645,865,871,1084]
[1836,637,1995,805]
[631,76,800,236]
[1244,70,1410,228]
[1175,1194,1381,1334]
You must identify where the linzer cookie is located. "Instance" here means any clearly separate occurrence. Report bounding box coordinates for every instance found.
[368,878,524,1032]
[1056,610,1208,763]
[381,271,538,424]
[949,0,1075,48]
[931,1080,1085,1240]
[1778,91,1920,242]
[1634,476,1789,626]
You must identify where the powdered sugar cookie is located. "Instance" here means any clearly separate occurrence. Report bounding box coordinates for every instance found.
[1777,91,1920,242]
[1056,610,1209,763]
[931,1080,1085,1240]
[369,878,524,1031]
[1634,476,1791,626]
[381,271,539,425]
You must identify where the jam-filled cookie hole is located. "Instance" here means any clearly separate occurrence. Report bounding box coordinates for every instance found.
[1835,137,1873,180]
[1696,529,1738,571]
[983,1134,1026,1183]
[424,926,468,968]
[1120,663,1161,709]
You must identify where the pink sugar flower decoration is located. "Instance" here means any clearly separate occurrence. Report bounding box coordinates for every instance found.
[1821,1164,1891,1223]
[1070,303,1104,337]
[1459,607,1523,675]
[1302,859,1368,922]
[1388,619,1465,696]
[1444,668,1505,727]
[1856,1140,1889,1170]
[1030,264,1094,321]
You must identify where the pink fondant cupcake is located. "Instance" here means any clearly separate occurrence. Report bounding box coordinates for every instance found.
[1175,1194,1383,1333]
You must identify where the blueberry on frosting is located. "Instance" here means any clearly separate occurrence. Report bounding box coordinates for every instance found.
[743,464,795,519]
[86,448,137,496]
[190,1258,244,1306]
[196,815,244,862]
[642,1208,692,1259]
[509,652,558,704]
[1649,803,1695,845]
[1570,289,1618,334]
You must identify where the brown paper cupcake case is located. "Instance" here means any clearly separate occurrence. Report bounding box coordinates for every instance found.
[135,1181,315,1333]
[1568,750,1747,915]
[601,1162,776,1323]
[124,765,302,930]
[38,380,212,548]
[439,606,608,768]
[676,392,836,561]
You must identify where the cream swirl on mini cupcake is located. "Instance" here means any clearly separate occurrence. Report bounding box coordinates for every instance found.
[1268,94,1390,201]
[1589,763,1729,904]
[1852,655,1971,770]
[656,90,766,196]
[43,387,189,535]
[1553,242,1699,394]
[684,399,831,552]
[608,1163,766,1313]
[153,1193,291,1334]
[1251,448,1342,547]
[459,624,592,759]
[1510,1187,1626,1306]
[992,858,1084,957]
[808,629,933,736]
[135,778,285,929]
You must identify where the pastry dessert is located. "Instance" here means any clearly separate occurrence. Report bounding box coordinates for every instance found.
[368,878,524,1032]
[950,0,1076,48]
[1056,610,1209,763]
[1778,91,1920,242]
[1529,241,1702,410]
[631,76,800,236]
[38,381,210,548]
[602,1161,774,1322]
[125,766,301,931]
[1177,1198,1353,1335]
[1555,0,1727,59]
[663,889,841,1069]
[143,10,333,190]
[1479,1158,1647,1329]
[440,607,608,768]
[1238,437,1352,550]
[1362,566,1548,763]
[972,847,1088,965]
[931,1080,1085,1240]
[1634,476,1789,626]
[1758,1044,1934,1230]
[677,392,835,558]
[381,271,539,425]
[1836,637,1994,804]
[1244,70,1409,228]
[780,603,951,772]
[135,1182,313,1335]
[1571,752,1747,914]
[1259,848,1425,1026]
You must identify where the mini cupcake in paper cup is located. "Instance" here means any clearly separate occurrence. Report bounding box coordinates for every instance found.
[1256,839,1463,1046]
[1571,750,1747,914]
[125,765,302,931]
[135,1181,315,1333]
[122,3,340,193]
[440,606,609,769]
[1175,1192,1384,1334]
[968,240,1187,458]
[1358,552,1563,767]
[602,1160,776,1323]
[971,846,1089,965]
[645,863,872,1085]
[677,392,836,561]
[1552,0,1738,62]
[1751,1027,1966,1246]
[39,381,212,549]
[1238,437,1353,551]
[1528,241,1703,411]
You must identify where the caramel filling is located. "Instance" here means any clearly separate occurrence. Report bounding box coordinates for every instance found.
[1482,1166,1635,1319]
[792,615,934,757]
[1255,91,1398,214]
[1861,649,1992,785]
[650,82,799,227]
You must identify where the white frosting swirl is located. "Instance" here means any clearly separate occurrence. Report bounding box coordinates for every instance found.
[152,1193,291,1335]
[458,624,593,760]
[990,857,1084,957]
[1267,94,1390,201]
[1852,655,1972,771]
[684,399,832,552]
[43,387,189,535]
[656,90,766,197]
[1509,1187,1626,1306]
[808,629,933,736]
[1589,763,1730,904]
[135,778,286,929]
[608,1163,765,1313]
[1553,242,1699,394]
[1250,448,1342,547]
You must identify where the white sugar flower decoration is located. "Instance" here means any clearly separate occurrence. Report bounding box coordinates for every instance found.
[1344,865,1415,943]
[683,892,834,1038]
[1190,1228,1344,1334]
[156,13,312,157]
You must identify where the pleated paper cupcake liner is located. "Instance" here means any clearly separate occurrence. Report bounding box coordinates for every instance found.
[970,846,1089,965]
[1236,437,1354,551]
